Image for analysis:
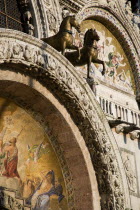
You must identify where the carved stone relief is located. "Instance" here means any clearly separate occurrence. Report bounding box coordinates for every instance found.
[47,9,58,35]
[43,0,61,36]
[0,40,47,69]
[121,148,139,196]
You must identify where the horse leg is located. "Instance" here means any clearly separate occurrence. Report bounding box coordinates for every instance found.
[87,57,92,79]
[102,61,106,75]
[61,41,66,56]
[70,45,81,60]
[94,59,106,75]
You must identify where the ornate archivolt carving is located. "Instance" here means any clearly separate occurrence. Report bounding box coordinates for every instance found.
[0,29,131,209]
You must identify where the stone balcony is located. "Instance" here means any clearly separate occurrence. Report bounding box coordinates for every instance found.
[97,96,140,139]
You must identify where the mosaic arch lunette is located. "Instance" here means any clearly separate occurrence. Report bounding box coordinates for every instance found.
[76,6,140,100]
[0,28,131,209]
[0,97,69,209]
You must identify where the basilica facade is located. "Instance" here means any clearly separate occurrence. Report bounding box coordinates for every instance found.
[0,0,139,209]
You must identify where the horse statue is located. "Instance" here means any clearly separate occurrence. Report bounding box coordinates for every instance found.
[41,15,81,57]
[65,28,106,78]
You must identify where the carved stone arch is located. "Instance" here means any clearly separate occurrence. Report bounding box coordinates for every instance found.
[76,6,140,101]
[0,29,131,209]
[0,77,100,210]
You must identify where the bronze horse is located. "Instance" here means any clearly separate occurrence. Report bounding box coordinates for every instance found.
[65,29,106,78]
[41,15,81,57]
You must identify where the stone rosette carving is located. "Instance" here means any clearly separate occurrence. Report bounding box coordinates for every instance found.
[0,29,130,209]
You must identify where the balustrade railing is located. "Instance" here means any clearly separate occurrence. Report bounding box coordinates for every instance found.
[98,96,140,127]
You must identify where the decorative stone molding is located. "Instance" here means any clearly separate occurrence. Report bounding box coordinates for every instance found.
[42,0,62,36]
[76,6,140,101]
[0,29,131,209]
[120,148,139,197]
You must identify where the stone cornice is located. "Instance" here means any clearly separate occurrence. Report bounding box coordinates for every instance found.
[0,29,131,209]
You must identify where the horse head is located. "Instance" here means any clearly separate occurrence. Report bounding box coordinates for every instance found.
[84,29,100,46]
[69,15,81,33]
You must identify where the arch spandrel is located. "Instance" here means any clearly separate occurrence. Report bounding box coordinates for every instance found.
[0,28,131,209]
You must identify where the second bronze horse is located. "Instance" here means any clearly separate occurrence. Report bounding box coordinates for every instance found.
[65,29,106,78]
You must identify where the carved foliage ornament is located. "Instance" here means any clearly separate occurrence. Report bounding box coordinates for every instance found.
[0,38,125,209]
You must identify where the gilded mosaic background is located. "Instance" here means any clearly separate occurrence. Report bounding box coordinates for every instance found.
[0,98,68,209]
[73,20,136,93]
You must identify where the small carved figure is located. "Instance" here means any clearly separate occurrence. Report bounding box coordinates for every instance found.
[65,29,106,79]
[41,15,81,57]
[24,45,33,62]
[36,50,45,67]
[12,44,23,59]
[23,9,34,35]
[124,156,136,192]
[26,23,34,36]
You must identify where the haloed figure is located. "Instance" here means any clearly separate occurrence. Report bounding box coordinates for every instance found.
[2,137,20,179]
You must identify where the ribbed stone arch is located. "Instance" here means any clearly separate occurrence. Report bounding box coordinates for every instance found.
[0,29,131,209]
[76,5,140,101]
[0,76,99,210]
